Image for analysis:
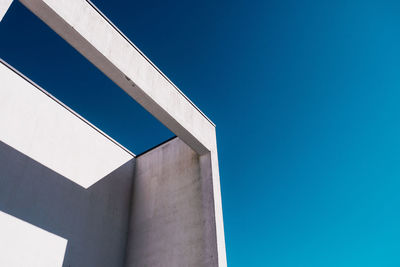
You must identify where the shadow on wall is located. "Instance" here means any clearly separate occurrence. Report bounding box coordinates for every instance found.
[0,140,135,267]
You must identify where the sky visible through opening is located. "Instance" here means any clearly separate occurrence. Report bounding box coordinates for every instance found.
[0,1,174,155]
[2,0,400,266]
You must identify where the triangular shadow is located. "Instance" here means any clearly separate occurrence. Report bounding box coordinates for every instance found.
[0,140,135,267]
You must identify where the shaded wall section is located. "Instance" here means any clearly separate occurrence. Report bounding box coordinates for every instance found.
[0,60,135,267]
[0,141,135,267]
[126,137,218,267]
[0,60,134,188]
[0,59,221,266]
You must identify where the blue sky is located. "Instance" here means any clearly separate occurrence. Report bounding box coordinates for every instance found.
[2,0,400,266]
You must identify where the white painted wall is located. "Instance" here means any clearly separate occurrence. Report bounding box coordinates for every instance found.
[2,0,227,263]
[0,61,135,266]
[14,1,227,263]
[0,61,133,188]
[0,211,67,267]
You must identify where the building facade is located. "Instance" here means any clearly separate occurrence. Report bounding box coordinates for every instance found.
[0,0,226,266]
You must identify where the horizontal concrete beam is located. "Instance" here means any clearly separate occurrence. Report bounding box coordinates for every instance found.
[18,0,216,155]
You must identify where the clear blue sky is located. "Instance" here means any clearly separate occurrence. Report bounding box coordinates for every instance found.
[2,0,400,266]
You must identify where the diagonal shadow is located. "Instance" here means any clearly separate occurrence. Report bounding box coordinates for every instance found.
[0,140,135,267]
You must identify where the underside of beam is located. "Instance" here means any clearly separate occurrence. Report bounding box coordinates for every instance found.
[19,0,215,155]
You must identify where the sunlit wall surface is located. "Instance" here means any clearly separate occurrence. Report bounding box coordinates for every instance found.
[0,211,67,267]
[0,61,135,266]
[0,62,133,189]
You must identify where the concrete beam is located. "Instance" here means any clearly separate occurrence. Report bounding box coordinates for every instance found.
[13,0,227,265]
[18,0,215,155]
[0,0,13,21]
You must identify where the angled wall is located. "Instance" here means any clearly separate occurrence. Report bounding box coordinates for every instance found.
[126,137,218,266]
[4,0,226,264]
[0,61,134,189]
[0,60,135,267]
[0,59,222,266]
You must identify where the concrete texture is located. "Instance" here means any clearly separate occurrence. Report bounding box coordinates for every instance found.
[126,137,219,266]
[0,0,13,21]
[2,0,227,265]
[0,59,224,266]
[14,1,226,262]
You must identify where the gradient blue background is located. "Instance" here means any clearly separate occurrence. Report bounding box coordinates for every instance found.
[1,0,400,266]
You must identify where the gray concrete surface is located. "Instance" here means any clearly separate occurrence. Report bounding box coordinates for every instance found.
[1,0,227,264]
[0,59,225,266]
[126,137,218,267]
[0,59,224,266]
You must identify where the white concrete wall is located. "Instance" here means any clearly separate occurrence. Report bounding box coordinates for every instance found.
[0,59,225,266]
[0,60,133,188]
[13,1,227,264]
[126,137,219,266]
[0,211,67,267]
[0,60,135,267]
[1,0,228,261]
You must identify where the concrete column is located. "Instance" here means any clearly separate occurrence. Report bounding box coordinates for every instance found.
[126,138,219,266]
